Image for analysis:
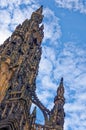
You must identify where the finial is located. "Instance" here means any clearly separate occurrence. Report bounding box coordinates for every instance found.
[60,77,63,85]
[31,6,43,24]
[54,77,64,103]
[36,5,43,14]
[57,77,64,97]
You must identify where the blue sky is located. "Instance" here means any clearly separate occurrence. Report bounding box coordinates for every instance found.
[0,0,86,130]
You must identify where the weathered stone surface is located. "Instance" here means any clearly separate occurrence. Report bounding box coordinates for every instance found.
[0,6,65,130]
[0,6,43,103]
[50,78,65,128]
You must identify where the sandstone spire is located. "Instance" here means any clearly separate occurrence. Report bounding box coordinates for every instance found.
[0,6,65,130]
[49,78,65,129]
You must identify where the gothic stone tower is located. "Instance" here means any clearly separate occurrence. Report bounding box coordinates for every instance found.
[0,6,65,130]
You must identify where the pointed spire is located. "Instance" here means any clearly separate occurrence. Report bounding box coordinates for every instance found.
[54,78,64,103]
[60,77,63,86]
[57,77,64,98]
[31,6,43,24]
[36,5,43,14]
[53,78,65,128]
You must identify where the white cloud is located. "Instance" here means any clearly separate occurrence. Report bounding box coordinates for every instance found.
[37,90,53,105]
[0,0,39,45]
[42,76,57,90]
[65,102,86,112]
[0,0,36,8]
[43,8,61,43]
[0,29,11,44]
[39,56,53,75]
[55,0,86,13]
[0,10,11,24]
[0,10,12,43]
[52,41,86,130]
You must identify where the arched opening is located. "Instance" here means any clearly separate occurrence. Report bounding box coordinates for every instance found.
[30,103,45,125]
[36,107,45,125]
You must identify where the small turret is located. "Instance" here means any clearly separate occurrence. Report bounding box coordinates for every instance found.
[55,77,65,103]
[49,78,65,130]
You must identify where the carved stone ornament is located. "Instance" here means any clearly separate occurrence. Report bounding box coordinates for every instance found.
[0,6,65,130]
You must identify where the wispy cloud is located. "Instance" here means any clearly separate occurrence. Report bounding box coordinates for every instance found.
[37,39,86,129]
[55,0,86,13]
[52,41,86,130]
[0,0,38,44]
[43,8,61,43]
[0,0,36,8]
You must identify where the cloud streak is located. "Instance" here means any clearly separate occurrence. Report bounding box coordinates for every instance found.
[55,0,86,13]
[0,0,39,44]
